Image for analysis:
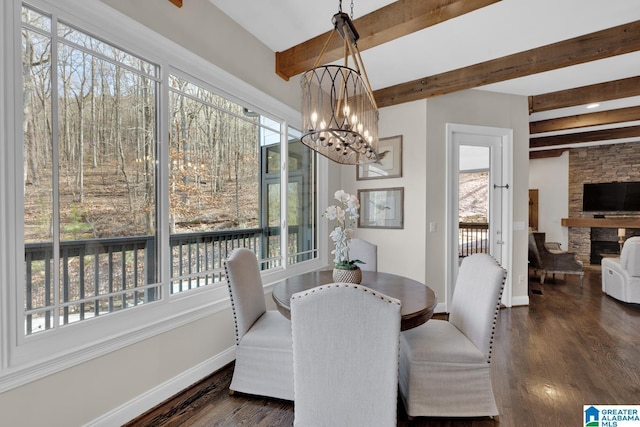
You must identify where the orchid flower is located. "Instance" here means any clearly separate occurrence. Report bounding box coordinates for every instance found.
[323,190,362,269]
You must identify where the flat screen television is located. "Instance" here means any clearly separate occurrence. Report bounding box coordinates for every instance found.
[583,181,640,212]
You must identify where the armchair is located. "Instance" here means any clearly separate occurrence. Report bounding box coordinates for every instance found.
[602,236,640,303]
[528,231,584,286]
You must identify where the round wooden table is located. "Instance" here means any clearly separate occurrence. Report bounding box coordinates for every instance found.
[271,270,438,331]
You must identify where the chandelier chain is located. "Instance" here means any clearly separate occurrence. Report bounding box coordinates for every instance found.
[338,0,355,19]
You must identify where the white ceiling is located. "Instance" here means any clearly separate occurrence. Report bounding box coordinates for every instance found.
[209,0,640,98]
[208,0,640,142]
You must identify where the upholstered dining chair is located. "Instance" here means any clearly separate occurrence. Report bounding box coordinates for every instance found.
[348,238,378,271]
[224,248,294,401]
[291,283,401,427]
[398,253,506,419]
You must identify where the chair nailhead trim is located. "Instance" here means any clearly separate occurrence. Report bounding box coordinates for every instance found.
[485,257,507,363]
[224,258,241,345]
[292,283,401,306]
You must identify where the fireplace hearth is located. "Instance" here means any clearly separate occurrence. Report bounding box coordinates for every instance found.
[590,240,620,265]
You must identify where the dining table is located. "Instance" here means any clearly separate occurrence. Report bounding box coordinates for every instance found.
[271,269,438,331]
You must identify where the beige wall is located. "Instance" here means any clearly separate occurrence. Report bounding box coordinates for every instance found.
[341,100,428,283]
[0,312,236,426]
[341,90,530,308]
[426,90,530,305]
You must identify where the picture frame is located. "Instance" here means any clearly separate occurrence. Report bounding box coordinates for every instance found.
[358,187,404,229]
[356,135,403,180]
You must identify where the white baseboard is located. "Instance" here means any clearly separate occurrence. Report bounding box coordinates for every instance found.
[85,347,236,427]
[434,302,447,313]
[511,295,530,306]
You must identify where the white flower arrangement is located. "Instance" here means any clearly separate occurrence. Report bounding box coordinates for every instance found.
[323,190,363,270]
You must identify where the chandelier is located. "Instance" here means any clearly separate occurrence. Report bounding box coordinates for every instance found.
[300,1,380,165]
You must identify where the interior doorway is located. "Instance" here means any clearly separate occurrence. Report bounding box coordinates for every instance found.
[446,123,513,309]
[529,189,539,231]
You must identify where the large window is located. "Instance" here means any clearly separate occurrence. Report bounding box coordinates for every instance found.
[18,4,317,338]
[22,6,160,334]
[285,128,316,264]
[167,75,316,293]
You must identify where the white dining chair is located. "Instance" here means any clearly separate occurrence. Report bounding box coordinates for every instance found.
[224,248,294,400]
[348,238,378,271]
[398,253,506,419]
[291,283,401,427]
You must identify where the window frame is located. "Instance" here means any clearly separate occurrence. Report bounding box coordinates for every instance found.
[0,0,327,393]
[22,5,164,334]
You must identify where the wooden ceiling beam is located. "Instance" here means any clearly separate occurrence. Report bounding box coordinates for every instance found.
[374,20,640,108]
[169,0,182,7]
[275,0,501,81]
[530,106,640,134]
[530,125,640,149]
[529,149,569,160]
[529,76,640,113]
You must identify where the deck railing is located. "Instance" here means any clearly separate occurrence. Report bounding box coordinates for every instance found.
[459,222,489,257]
[24,227,301,334]
[24,223,485,333]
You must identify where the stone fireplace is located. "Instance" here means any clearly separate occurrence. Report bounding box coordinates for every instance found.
[566,142,640,265]
[563,217,640,265]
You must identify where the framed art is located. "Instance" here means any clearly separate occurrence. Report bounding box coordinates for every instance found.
[356,135,402,180]
[358,187,404,229]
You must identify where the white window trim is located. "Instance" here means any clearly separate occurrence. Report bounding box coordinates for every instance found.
[0,0,328,393]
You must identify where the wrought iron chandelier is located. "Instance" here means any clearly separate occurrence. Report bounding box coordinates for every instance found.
[300,0,380,165]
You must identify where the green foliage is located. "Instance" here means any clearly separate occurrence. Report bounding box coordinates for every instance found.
[334,259,365,270]
[62,204,93,239]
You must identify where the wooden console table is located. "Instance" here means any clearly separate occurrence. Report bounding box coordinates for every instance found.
[561,218,640,228]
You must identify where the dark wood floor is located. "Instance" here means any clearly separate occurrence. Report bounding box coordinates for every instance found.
[125,268,640,426]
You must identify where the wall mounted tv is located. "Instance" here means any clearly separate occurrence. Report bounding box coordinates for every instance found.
[583,181,640,212]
